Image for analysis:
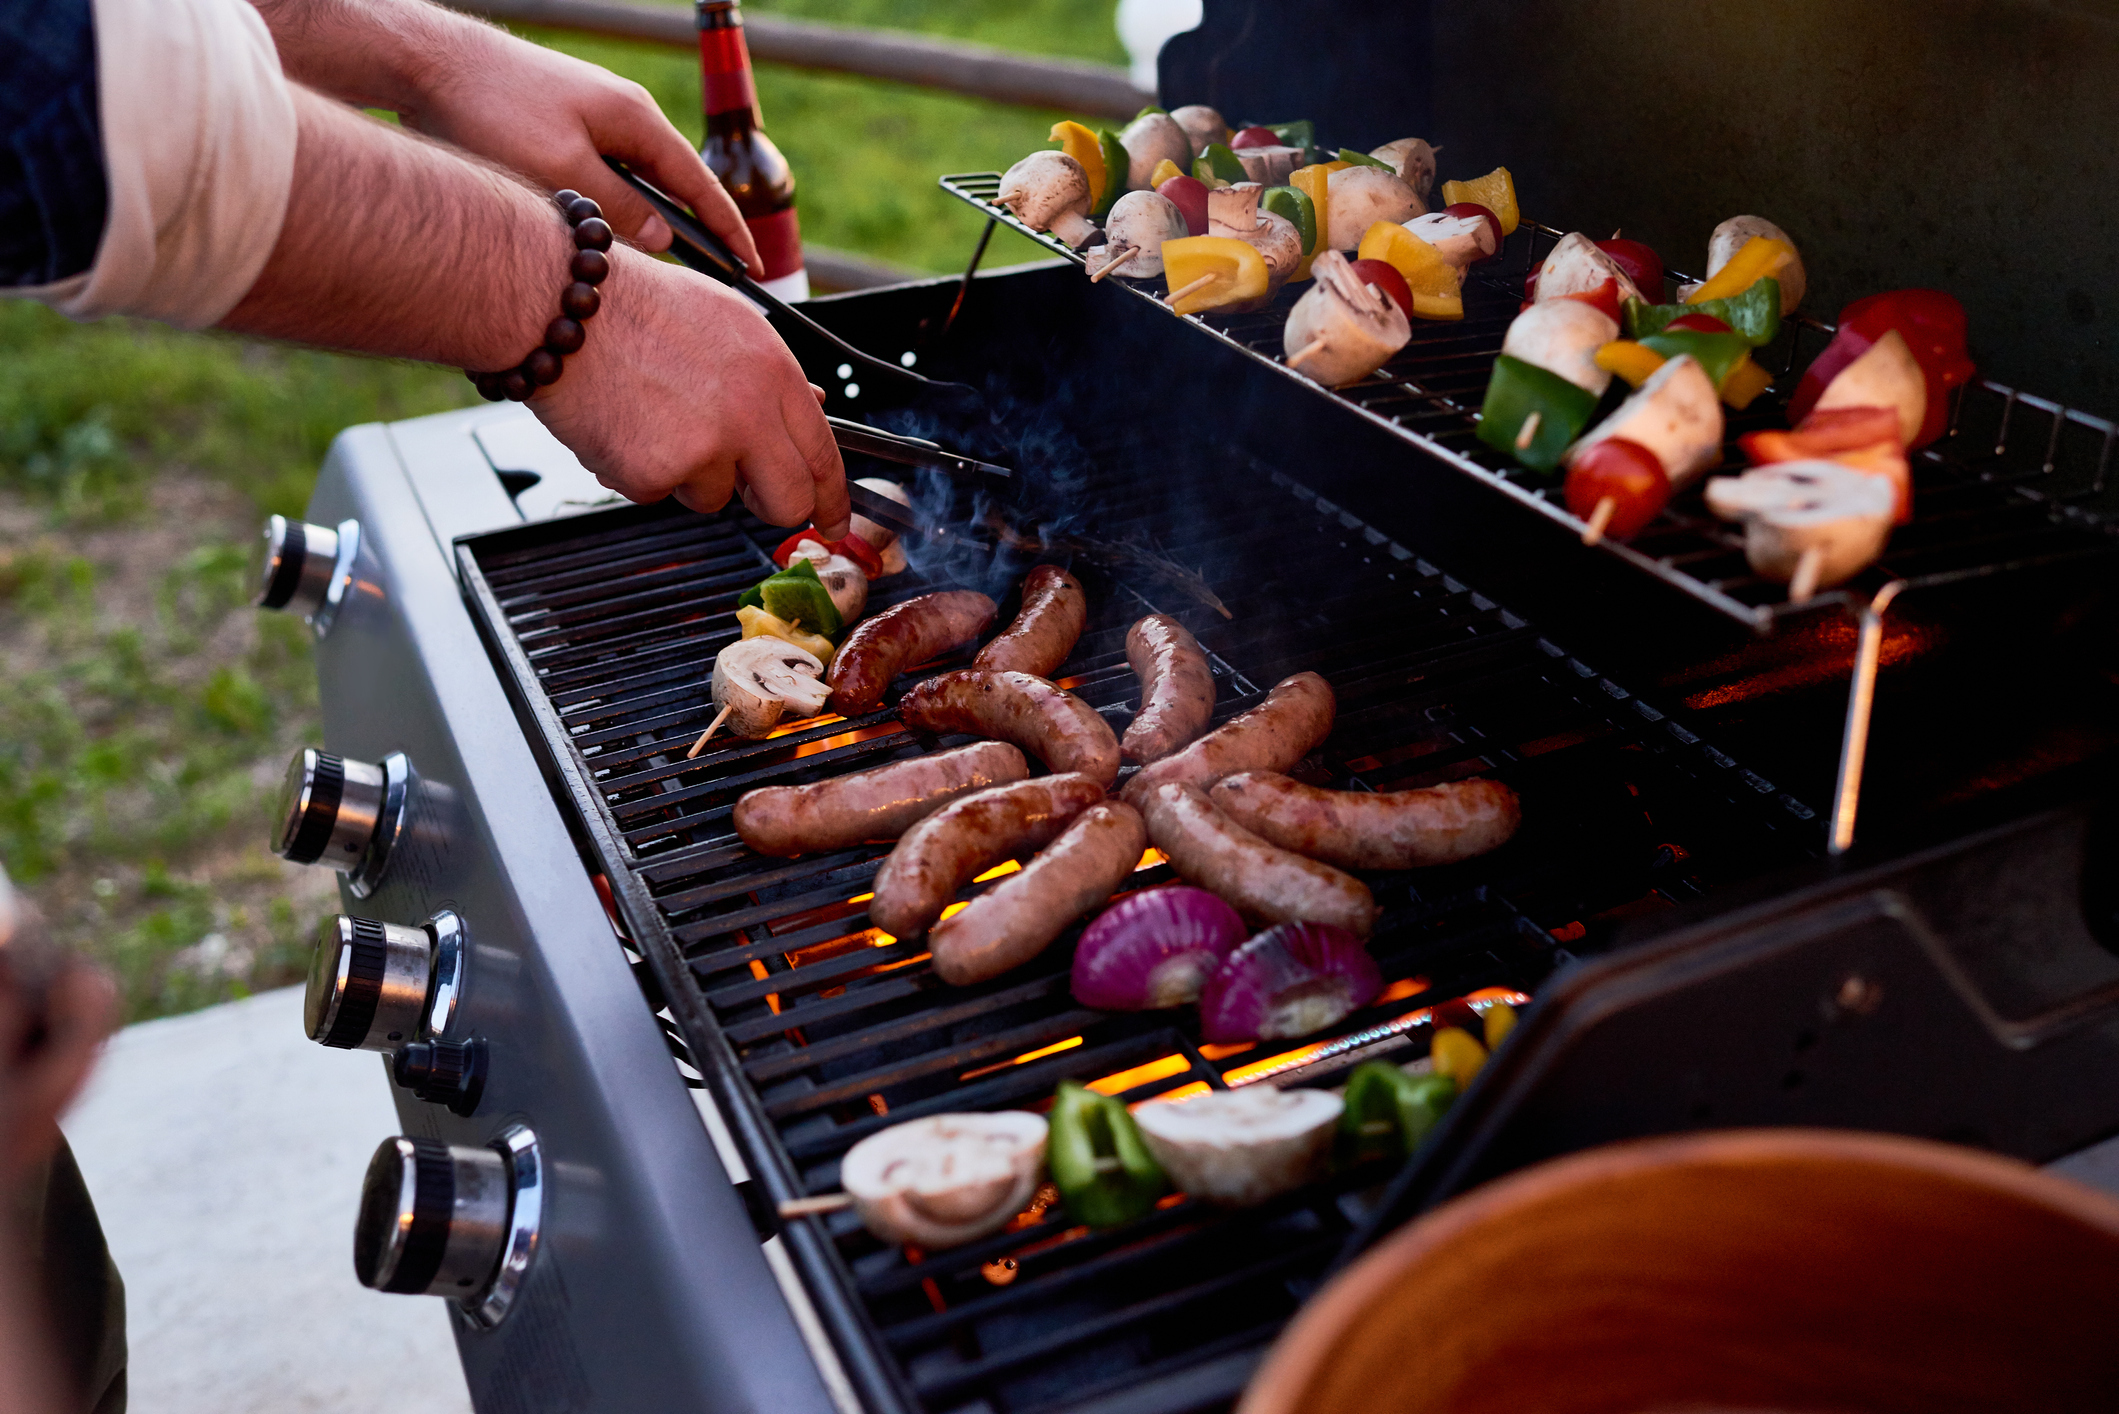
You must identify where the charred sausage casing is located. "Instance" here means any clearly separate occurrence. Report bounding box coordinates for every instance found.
[1210,772,1521,870]
[1120,671,1335,808]
[1139,781,1377,937]
[898,669,1122,789]
[867,773,1107,939]
[928,800,1146,985]
[732,742,1030,858]
[974,566,1088,679]
[1120,614,1216,764]
[825,590,998,716]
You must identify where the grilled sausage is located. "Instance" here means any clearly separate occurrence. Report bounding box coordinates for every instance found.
[826,590,998,716]
[732,742,1030,858]
[898,669,1122,789]
[1139,782,1377,936]
[868,773,1107,939]
[1210,772,1521,870]
[974,566,1087,678]
[1120,671,1335,809]
[1120,614,1215,763]
[928,800,1146,985]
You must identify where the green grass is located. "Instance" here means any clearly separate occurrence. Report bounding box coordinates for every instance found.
[0,2,1111,1021]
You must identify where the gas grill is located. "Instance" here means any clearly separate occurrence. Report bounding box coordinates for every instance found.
[263,5,2119,1410]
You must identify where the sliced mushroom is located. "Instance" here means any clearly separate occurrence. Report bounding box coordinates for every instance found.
[1404,211,1497,270]
[1170,104,1230,157]
[1282,249,1411,388]
[1369,138,1439,201]
[1324,166,1423,250]
[1234,144,1305,187]
[1814,330,1927,448]
[1208,183,1303,286]
[1708,215,1805,313]
[1091,190,1189,280]
[849,476,911,577]
[998,150,1097,248]
[784,543,870,622]
[1706,460,1896,591]
[1120,112,1195,191]
[838,1111,1049,1249]
[1535,232,1645,306]
[1566,354,1724,489]
[710,637,830,739]
[1502,299,1619,397]
[1132,1085,1343,1208]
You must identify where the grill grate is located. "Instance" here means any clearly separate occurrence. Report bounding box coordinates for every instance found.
[461,449,1819,1413]
[940,172,2119,633]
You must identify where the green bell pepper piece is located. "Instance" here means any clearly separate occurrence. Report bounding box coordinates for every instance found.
[1639,329,1754,394]
[1194,142,1246,184]
[1095,128,1131,218]
[1623,276,1782,347]
[737,557,842,639]
[1134,104,1168,119]
[1048,1081,1167,1228]
[1337,1062,1457,1166]
[1476,355,1601,474]
[1336,147,1393,170]
[1265,119,1315,152]
[1261,185,1316,254]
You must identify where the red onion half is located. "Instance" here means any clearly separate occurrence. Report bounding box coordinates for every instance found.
[1071,887,1247,1010]
[1199,922,1383,1044]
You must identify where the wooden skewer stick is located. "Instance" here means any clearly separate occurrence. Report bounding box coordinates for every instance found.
[1788,546,1826,605]
[686,704,734,759]
[1286,336,1330,369]
[1089,247,1140,283]
[1581,496,1618,546]
[1166,274,1217,305]
[778,1193,856,1218]
[1514,410,1542,451]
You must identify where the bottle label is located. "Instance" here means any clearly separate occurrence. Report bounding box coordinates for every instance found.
[699,26,757,118]
[748,206,803,282]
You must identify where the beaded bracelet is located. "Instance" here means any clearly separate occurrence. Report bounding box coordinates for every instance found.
[467,189,614,403]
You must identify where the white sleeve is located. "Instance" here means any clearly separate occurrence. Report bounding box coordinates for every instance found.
[7,0,297,329]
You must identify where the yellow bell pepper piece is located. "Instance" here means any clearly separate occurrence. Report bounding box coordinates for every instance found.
[736,604,835,669]
[1720,356,1774,410]
[1412,290,1464,321]
[1148,157,1185,189]
[1431,1025,1489,1085]
[1483,1001,1518,1051]
[1291,164,1332,262]
[1439,167,1519,236]
[1050,120,1107,205]
[1686,236,1797,306]
[1596,339,1668,388]
[1321,160,1353,175]
[1355,221,1459,297]
[1160,235,1268,315]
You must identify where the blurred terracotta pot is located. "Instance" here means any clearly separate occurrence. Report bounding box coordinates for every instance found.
[1241,1129,2119,1414]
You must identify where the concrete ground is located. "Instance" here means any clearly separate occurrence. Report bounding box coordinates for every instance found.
[63,986,471,1414]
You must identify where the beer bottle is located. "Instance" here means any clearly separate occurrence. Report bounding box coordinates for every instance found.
[696,0,807,300]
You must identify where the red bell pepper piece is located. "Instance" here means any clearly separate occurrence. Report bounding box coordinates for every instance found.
[1560,277,1623,327]
[774,528,884,580]
[1789,290,1975,450]
[1742,406,1912,523]
[1665,312,1733,334]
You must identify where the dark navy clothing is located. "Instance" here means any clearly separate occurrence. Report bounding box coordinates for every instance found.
[0,0,108,286]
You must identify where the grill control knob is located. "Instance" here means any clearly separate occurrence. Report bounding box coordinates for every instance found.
[354,1126,541,1324]
[271,747,410,897]
[255,515,362,634]
[304,910,465,1052]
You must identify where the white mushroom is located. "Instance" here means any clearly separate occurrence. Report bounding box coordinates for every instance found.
[838,1112,1048,1250]
[1708,215,1805,313]
[1323,165,1423,250]
[1706,460,1896,593]
[784,543,869,622]
[1814,330,1927,447]
[1119,112,1195,191]
[1132,1085,1343,1208]
[1170,104,1230,157]
[1234,145,1305,187]
[1535,232,1645,307]
[1282,250,1411,388]
[710,637,830,739]
[849,476,910,576]
[997,150,1097,248]
[1089,190,1189,280]
[1369,138,1439,201]
[1208,183,1303,286]
[1566,354,1724,489]
[1404,212,1497,270]
[1502,299,1619,397]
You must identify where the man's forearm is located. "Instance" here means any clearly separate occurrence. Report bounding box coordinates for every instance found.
[248,0,489,114]
[220,83,571,368]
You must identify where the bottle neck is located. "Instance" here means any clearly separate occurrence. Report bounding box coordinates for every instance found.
[697,1,759,129]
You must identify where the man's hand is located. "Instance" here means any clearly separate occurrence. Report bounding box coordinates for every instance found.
[536,251,850,538]
[251,0,762,273]
[0,958,116,1187]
